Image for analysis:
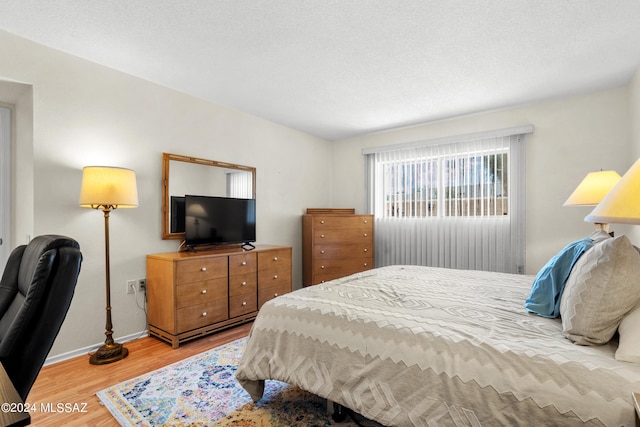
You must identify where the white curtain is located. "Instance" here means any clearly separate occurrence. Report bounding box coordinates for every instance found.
[365,127,529,274]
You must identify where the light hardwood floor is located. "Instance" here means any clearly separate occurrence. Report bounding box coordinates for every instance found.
[26,323,253,426]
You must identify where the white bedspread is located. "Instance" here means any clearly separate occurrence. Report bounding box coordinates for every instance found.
[236,265,640,426]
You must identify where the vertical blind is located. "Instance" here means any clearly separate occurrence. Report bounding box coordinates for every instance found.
[227,171,253,199]
[364,126,530,274]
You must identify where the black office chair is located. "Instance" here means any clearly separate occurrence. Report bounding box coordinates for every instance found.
[0,235,82,400]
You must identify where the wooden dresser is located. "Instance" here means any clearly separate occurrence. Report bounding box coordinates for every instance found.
[302,208,374,287]
[147,244,292,348]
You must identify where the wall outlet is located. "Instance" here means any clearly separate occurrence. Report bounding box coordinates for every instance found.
[126,280,136,294]
[137,278,146,291]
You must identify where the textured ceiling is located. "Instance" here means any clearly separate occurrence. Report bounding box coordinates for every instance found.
[1,1,640,141]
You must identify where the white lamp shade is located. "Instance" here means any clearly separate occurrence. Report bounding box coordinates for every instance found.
[80,166,138,208]
[585,159,640,224]
[563,170,621,206]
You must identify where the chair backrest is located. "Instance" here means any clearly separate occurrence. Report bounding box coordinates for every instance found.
[0,235,82,400]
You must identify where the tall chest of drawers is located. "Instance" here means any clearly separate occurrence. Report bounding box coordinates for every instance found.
[147,244,291,348]
[302,209,374,287]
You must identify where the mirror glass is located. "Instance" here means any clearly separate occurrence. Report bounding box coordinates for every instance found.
[162,153,256,239]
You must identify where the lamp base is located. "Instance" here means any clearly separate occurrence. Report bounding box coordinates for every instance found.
[594,222,614,237]
[89,342,129,365]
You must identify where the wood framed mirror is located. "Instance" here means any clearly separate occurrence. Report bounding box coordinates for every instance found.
[162,153,256,240]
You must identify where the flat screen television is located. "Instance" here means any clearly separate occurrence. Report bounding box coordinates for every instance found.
[184,195,256,248]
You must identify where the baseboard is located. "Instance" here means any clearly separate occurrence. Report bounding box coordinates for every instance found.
[44,329,149,366]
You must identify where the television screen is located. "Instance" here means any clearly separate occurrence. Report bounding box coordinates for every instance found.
[185,195,256,247]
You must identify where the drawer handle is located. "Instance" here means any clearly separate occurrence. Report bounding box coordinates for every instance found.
[274,293,279,297]
[274,275,278,279]
[201,289,207,294]
[364,248,368,252]
[320,234,325,238]
[363,233,368,237]
[241,261,247,266]
[321,265,325,269]
[202,312,207,317]
[201,267,207,272]
[241,281,247,286]
[364,263,368,266]
[320,250,325,254]
[242,301,247,306]
[273,256,278,261]
[364,220,368,224]
[320,220,325,224]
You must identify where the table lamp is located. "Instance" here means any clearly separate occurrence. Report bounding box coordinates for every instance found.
[586,159,640,226]
[564,170,621,233]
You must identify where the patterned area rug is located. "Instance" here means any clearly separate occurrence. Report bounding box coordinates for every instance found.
[97,338,360,426]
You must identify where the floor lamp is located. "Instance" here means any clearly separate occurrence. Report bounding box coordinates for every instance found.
[80,166,138,365]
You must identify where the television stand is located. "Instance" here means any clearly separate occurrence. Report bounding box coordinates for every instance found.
[146,244,292,348]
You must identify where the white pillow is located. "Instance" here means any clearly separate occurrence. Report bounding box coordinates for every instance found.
[588,229,612,243]
[560,235,640,345]
[615,306,640,362]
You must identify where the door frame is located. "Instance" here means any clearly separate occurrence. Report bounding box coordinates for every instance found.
[0,106,11,269]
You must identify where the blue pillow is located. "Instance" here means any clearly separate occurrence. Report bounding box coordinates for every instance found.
[525,238,594,318]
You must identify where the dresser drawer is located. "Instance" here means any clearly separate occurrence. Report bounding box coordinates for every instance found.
[313,258,374,275]
[258,248,292,270]
[314,228,373,244]
[313,264,374,284]
[229,272,257,297]
[229,293,257,318]
[312,272,354,285]
[258,283,291,308]
[176,257,228,284]
[314,243,372,259]
[176,277,228,309]
[229,252,257,275]
[177,300,228,333]
[313,215,372,229]
[258,264,291,288]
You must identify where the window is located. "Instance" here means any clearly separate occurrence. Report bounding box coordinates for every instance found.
[382,150,508,218]
[364,126,531,274]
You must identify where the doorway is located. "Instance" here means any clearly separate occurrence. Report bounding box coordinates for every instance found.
[0,106,10,270]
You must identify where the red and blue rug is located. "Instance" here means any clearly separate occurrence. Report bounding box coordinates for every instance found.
[96,338,353,426]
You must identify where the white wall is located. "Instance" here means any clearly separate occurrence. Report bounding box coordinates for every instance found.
[628,67,640,244]
[332,87,632,274]
[0,30,333,358]
[631,69,640,157]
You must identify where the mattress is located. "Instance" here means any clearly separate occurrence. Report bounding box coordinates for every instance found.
[236,265,640,426]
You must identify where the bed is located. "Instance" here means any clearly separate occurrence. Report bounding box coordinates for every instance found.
[236,238,640,426]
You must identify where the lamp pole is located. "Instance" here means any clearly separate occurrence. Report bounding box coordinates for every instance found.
[89,204,128,365]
